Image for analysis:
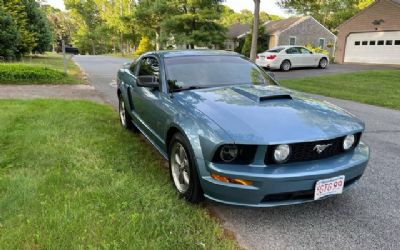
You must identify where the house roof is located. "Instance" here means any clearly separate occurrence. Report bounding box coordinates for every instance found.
[337,0,400,31]
[227,23,251,39]
[262,17,305,34]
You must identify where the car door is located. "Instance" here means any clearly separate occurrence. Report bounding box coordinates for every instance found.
[285,47,302,67]
[299,47,319,66]
[129,56,170,148]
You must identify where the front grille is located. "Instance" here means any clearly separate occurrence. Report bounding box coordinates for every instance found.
[265,133,361,164]
[261,175,361,203]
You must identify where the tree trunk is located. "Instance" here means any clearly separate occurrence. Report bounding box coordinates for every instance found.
[250,0,260,61]
[155,27,161,51]
[91,40,96,55]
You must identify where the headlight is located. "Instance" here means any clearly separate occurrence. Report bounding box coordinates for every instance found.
[219,145,238,163]
[273,144,291,163]
[343,134,355,150]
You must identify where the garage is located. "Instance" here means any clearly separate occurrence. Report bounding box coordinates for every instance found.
[344,31,400,64]
[335,0,400,64]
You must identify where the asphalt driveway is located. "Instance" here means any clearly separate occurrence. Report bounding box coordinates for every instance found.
[74,55,400,250]
[272,63,399,80]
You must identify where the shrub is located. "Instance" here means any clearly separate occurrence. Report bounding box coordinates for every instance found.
[0,64,67,84]
[304,43,335,62]
[134,36,153,56]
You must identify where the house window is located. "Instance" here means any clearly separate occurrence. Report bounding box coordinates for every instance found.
[395,40,400,45]
[362,41,368,45]
[377,40,384,45]
[369,41,376,45]
[386,40,393,45]
[289,37,296,45]
[355,41,360,46]
[318,38,325,48]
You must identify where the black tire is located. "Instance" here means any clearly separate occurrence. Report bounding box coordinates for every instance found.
[118,95,139,132]
[280,60,291,71]
[319,58,328,69]
[168,133,203,203]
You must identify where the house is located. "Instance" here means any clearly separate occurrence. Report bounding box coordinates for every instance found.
[224,23,251,51]
[335,0,400,64]
[235,16,336,54]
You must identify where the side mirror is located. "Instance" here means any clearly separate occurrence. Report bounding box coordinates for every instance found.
[123,62,131,69]
[137,75,159,88]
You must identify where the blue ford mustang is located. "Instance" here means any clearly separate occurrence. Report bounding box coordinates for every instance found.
[117,50,369,207]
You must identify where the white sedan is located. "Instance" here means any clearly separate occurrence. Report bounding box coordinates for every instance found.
[255,46,329,71]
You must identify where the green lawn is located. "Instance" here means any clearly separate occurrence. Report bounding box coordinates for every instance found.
[0,100,237,249]
[280,70,400,110]
[0,53,83,84]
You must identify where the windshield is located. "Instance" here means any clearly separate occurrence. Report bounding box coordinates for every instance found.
[267,47,285,53]
[165,55,276,92]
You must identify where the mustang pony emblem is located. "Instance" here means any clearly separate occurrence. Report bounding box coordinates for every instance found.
[313,144,333,154]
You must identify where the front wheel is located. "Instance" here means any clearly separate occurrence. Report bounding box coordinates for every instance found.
[319,58,328,69]
[169,133,203,203]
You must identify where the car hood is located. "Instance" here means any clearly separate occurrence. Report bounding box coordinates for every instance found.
[173,84,364,145]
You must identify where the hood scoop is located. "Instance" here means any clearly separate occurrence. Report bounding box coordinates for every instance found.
[232,86,292,103]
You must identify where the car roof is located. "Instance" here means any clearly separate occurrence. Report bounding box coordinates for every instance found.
[145,49,240,58]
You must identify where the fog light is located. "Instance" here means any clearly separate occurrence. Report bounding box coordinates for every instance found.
[219,145,238,163]
[273,144,291,163]
[343,134,355,150]
[211,173,253,186]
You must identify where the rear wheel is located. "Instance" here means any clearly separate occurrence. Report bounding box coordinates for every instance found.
[118,96,139,132]
[280,60,291,71]
[169,133,203,203]
[319,58,328,69]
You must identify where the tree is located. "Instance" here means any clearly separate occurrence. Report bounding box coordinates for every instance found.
[162,0,226,49]
[250,0,260,61]
[43,6,75,51]
[26,0,52,53]
[65,0,103,54]
[0,9,20,60]
[240,26,269,57]
[220,6,281,27]
[135,0,174,50]
[2,0,37,54]
[278,0,374,31]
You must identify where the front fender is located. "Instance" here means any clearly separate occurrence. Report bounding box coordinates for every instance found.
[167,107,233,162]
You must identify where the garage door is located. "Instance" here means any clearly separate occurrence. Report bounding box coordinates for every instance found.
[344,31,400,64]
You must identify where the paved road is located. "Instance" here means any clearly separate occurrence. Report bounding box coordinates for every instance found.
[74,55,400,250]
[272,63,399,80]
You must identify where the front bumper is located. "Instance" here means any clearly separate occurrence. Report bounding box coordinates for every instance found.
[197,142,369,207]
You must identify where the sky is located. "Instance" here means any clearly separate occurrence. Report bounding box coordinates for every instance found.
[44,0,288,17]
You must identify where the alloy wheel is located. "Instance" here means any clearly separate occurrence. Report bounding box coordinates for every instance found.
[119,99,127,127]
[171,142,190,193]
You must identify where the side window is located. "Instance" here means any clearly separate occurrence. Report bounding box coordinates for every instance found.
[299,47,312,54]
[355,41,360,46]
[138,57,159,77]
[286,47,300,54]
[370,41,376,45]
[129,62,136,73]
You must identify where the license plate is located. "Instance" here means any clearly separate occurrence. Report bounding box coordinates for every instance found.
[314,175,345,200]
